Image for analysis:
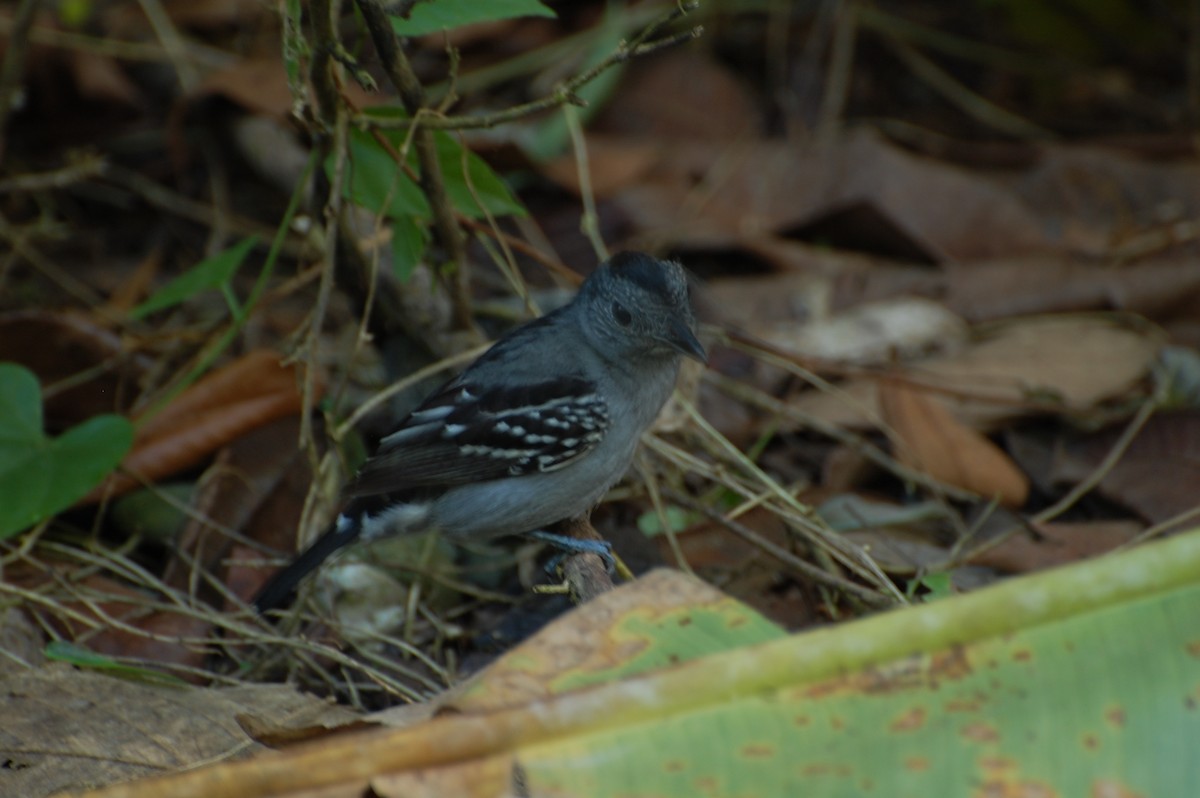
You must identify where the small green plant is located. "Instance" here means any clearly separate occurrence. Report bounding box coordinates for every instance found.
[129,237,258,320]
[0,363,133,539]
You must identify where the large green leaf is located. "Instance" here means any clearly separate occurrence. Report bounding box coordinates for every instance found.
[341,128,430,219]
[0,363,133,538]
[339,126,525,223]
[512,537,1200,795]
[432,131,525,218]
[60,530,1200,796]
[390,0,554,37]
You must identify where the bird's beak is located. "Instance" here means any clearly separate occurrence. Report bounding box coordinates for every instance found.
[669,321,708,364]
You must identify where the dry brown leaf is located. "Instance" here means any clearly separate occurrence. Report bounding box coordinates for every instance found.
[164,416,313,598]
[7,562,213,675]
[593,49,764,143]
[0,665,346,798]
[135,350,303,441]
[68,50,140,106]
[971,520,1144,573]
[0,310,149,424]
[189,58,378,122]
[1049,410,1200,526]
[879,379,1029,507]
[612,130,1048,260]
[611,130,1200,265]
[81,351,313,502]
[541,135,662,198]
[792,313,1164,430]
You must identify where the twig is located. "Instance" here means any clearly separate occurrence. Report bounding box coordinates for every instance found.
[877,28,1054,140]
[0,0,37,162]
[362,2,703,132]
[704,369,978,503]
[663,488,895,607]
[564,105,608,261]
[675,396,907,603]
[135,0,200,91]
[355,0,473,331]
[949,392,1160,568]
[815,0,858,140]
[557,516,616,603]
[1030,395,1158,526]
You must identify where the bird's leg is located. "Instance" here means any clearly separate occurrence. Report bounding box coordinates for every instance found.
[527,515,632,602]
[528,530,616,572]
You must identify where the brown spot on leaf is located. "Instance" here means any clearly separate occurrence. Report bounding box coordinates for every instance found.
[977,755,1058,797]
[1091,779,1146,798]
[664,760,685,773]
[793,714,811,726]
[1082,733,1100,751]
[961,721,1000,743]
[741,743,776,759]
[890,707,927,732]
[930,646,973,681]
[1012,648,1033,662]
[1105,707,1126,729]
[905,756,930,772]
[1186,640,1200,658]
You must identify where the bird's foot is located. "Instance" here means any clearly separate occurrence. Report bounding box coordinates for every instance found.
[526,530,617,575]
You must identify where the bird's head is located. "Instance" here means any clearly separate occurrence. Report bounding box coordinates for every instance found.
[577,252,707,367]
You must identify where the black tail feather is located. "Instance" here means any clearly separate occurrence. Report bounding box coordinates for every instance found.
[252,517,361,614]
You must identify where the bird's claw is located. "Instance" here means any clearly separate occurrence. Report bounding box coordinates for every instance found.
[526,530,617,575]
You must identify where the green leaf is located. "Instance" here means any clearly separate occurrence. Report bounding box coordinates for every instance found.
[129,238,257,319]
[391,215,428,282]
[341,128,430,218]
[340,126,523,224]
[504,529,1200,795]
[433,132,526,218]
[637,505,697,536]
[390,0,555,37]
[45,641,188,687]
[0,363,133,539]
[915,570,953,600]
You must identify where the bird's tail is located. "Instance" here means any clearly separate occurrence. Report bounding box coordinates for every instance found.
[252,513,361,614]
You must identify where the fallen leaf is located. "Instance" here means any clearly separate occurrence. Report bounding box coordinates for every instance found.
[879,378,1029,506]
[793,313,1164,430]
[83,351,315,502]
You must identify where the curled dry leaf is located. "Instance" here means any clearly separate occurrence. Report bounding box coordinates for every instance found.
[82,350,316,503]
[879,378,1029,507]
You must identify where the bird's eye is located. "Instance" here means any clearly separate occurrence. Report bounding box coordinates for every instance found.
[612,301,633,326]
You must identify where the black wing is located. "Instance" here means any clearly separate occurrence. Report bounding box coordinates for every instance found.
[344,375,609,497]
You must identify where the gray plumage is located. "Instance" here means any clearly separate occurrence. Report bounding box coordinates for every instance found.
[254,251,705,612]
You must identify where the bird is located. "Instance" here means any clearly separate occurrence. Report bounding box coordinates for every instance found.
[252,251,706,613]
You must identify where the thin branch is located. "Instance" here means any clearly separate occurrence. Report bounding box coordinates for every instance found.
[355,0,473,331]
[362,5,703,132]
[663,488,895,607]
[0,0,37,162]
